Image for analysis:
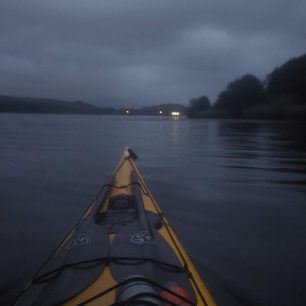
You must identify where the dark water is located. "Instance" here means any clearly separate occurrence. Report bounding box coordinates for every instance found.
[1,114,306,306]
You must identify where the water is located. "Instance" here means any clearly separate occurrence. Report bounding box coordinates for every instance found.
[0,114,305,306]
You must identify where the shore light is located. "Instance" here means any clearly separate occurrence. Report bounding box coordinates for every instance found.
[159,110,163,115]
[171,111,180,116]
[125,110,130,114]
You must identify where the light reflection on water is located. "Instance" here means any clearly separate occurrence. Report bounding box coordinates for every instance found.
[0,114,305,306]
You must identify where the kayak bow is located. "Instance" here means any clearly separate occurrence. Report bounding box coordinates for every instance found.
[15,148,216,306]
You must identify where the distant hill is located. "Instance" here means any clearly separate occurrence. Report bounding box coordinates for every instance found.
[0,95,109,114]
[0,95,186,115]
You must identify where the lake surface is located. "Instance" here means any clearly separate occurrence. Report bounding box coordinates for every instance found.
[0,114,306,306]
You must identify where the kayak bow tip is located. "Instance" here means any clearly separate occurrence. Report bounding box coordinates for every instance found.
[124,146,138,160]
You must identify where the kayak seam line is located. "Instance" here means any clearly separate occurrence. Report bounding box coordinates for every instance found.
[127,158,209,306]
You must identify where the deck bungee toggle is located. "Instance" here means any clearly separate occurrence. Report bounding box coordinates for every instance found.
[15,147,216,306]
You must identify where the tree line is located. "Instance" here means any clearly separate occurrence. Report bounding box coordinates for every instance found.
[187,53,306,120]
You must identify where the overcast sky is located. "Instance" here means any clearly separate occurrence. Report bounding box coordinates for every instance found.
[1,0,305,107]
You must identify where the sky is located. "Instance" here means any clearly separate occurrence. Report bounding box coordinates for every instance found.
[0,0,305,107]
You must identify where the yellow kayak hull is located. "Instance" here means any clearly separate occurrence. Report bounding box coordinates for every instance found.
[16,148,216,306]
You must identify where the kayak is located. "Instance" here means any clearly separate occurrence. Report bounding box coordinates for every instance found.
[15,148,216,306]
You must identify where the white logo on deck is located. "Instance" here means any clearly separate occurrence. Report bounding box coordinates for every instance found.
[130,231,153,245]
[68,233,92,249]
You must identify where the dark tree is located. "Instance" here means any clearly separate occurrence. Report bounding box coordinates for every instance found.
[267,54,306,103]
[214,74,266,117]
[187,96,211,117]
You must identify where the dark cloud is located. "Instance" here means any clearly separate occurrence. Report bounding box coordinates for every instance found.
[1,0,305,107]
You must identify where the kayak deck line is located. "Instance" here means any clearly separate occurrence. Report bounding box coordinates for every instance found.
[32,257,187,285]
[15,147,216,306]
